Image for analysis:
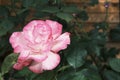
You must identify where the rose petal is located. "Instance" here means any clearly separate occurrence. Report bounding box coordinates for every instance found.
[46,20,62,39]
[42,52,60,70]
[29,61,43,73]
[13,63,24,70]
[17,50,30,64]
[10,20,70,73]
[28,52,47,62]
[9,32,28,53]
[23,20,45,43]
[51,32,70,52]
[33,21,52,43]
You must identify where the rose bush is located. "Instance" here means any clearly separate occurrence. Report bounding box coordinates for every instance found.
[9,20,70,73]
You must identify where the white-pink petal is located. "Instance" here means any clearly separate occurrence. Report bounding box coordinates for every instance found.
[42,52,60,70]
[9,32,28,53]
[29,61,43,73]
[46,20,62,39]
[28,52,47,62]
[9,20,70,73]
[33,22,52,43]
[18,50,30,59]
[51,32,70,52]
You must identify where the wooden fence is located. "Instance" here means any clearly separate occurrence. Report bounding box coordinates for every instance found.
[64,0,120,48]
[65,0,119,24]
[0,0,120,48]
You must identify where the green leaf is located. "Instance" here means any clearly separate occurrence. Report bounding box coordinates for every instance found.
[87,44,101,56]
[34,11,49,18]
[94,22,108,30]
[83,65,102,80]
[58,68,101,80]
[109,58,120,72]
[94,46,101,56]
[70,70,88,80]
[22,0,35,8]
[66,42,87,68]
[22,0,48,8]
[0,6,9,17]
[33,6,50,18]
[17,8,29,15]
[0,73,3,80]
[48,0,61,6]
[42,7,60,13]
[77,10,89,21]
[62,6,80,13]
[35,0,48,6]
[56,13,73,22]
[33,71,54,80]
[89,29,107,45]
[109,24,120,42]
[107,48,119,57]
[0,19,14,36]
[71,75,87,80]
[57,69,87,80]
[57,69,75,80]
[89,0,99,6]
[0,37,12,57]
[13,67,33,78]
[104,70,120,80]
[14,69,55,80]
[1,53,18,75]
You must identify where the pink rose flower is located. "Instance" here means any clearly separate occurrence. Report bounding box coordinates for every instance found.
[9,20,70,73]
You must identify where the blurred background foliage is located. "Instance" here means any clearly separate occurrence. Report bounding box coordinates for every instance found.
[0,0,120,80]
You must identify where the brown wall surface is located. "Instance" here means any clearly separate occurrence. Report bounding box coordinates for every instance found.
[64,0,120,48]
[0,0,120,48]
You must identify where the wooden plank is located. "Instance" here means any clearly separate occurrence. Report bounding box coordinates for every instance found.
[0,0,1,3]
[65,0,119,3]
[64,0,119,24]
[0,0,11,5]
[86,4,119,13]
[99,0,119,3]
[106,42,120,48]
[87,13,119,23]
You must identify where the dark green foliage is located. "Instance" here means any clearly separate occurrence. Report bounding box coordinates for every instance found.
[13,67,55,80]
[89,0,99,6]
[104,70,120,80]
[109,58,120,72]
[56,13,74,22]
[66,41,87,68]
[0,6,10,18]
[76,10,89,21]
[1,53,18,75]
[0,19,14,36]
[109,24,120,42]
[94,22,109,30]
[57,69,88,80]
[57,67,102,80]
[62,5,80,13]
[0,0,120,80]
